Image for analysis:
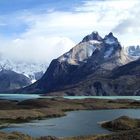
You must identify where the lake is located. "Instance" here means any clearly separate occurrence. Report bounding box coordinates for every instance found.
[0,94,140,101]
[1,109,140,138]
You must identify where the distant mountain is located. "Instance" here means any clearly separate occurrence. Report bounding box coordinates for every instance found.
[126,45,140,57]
[0,57,48,83]
[20,31,135,95]
[0,70,31,92]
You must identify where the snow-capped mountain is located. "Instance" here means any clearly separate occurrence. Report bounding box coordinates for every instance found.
[0,56,48,83]
[126,45,140,57]
[58,32,131,70]
[59,32,103,65]
[20,31,134,94]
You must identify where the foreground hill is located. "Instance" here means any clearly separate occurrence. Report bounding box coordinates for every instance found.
[0,128,140,140]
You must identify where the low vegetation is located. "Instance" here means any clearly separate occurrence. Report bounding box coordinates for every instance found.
[0,98,140,126]
[0,98,140,140]
[101,115,140,131]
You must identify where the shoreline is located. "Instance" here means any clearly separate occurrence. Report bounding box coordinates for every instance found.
[0,97,139,139]
[0,98,140,124]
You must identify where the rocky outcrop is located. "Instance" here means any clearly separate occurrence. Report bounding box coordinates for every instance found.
[101,116,140,131]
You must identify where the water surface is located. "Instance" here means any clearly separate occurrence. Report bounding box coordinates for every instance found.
[1,109,140,137]
[0,94,140,101]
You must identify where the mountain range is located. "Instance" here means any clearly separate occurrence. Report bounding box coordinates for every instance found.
[0,56,48,92]
[0,56,48,83]
[18,32,140,96]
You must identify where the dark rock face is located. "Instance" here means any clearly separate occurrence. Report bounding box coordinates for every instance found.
[93,82,107,96]
[62,59,140,96]
[34,71,44,80]
[36,59,79,91]
[0,70,31,92]
[111,58,140,78]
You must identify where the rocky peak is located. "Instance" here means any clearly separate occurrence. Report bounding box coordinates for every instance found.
[82,31,102,42]
[58,32,124,65]
[106,32,114,37]
[104,32,119,45]
[126,45,140,57]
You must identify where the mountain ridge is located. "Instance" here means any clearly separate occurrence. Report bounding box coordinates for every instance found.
[18,31,138,95]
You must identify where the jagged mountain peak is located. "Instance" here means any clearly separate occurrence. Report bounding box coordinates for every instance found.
[126,45,140,58]
[82,31,102,42]
[106,32,113,37]
[104,32,119,45]
[58,31,124,65]
[58,31,102,65]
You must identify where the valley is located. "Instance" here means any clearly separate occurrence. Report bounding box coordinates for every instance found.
[1,0,140,139]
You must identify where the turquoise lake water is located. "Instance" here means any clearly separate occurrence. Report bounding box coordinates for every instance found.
[0,94,140,101]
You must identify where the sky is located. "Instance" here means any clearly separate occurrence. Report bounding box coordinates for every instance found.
[0,0,140,64]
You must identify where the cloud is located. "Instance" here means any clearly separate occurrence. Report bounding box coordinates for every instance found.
[0,36,75,63]
[19,0,140,45]
[111,0,140,46]
[76,0,138,12]
[0,0,140,64]
[113,19,140,34]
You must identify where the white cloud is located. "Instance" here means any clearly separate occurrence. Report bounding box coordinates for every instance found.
[0,36,75,63]
[76,0,138,12]
[0,0,140,64]
[20,0,140,45]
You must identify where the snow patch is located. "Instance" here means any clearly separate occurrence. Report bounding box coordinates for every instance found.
[31,79,37,83]
[89,40,101,44]
[104,38,116,45]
